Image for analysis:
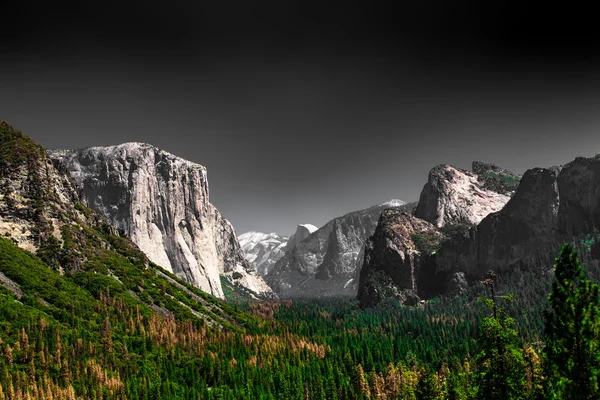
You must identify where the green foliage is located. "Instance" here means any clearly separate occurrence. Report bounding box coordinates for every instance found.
[475,316,527,399]
[415,368,442,399]
[36,235,63,269]
[479,170,521,194]
[544,243,600,399]
[474,282,527,400]
[74,201,94,217]
[4,233,600,399]
[412,231,443,255]
[481,171,521,186]
[578,232,600,254]
[0,121,45,173]
[439,222,472,239]
[232,271,243,280]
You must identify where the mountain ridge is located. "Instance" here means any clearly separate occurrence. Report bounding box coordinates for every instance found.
[266,199,410,298]
[358,155,600,307]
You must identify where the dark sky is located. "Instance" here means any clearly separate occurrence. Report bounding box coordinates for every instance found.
[2,1,600,235]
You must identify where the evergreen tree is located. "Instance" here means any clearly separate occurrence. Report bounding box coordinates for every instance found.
[474,272,526,400]
[544,243,600,399]
[415,369,440,400]
[353,364,371,400]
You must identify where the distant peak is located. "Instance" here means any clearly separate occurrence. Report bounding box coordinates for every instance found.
[379,199,405,207]
[297,223,318,232]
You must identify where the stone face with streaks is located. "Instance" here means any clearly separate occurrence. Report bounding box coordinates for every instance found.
[357,210,440,307]
[50,143,274,299]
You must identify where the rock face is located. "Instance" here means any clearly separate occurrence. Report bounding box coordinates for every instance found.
[557,156,600,235]
[357,164,569,307]
[435,168,561,282]
[266,200,408,298]
[414,164,511,228]
[357,210,440,307]
[286,224,318,252]
[49,143,273,299]
[238,231,289,276]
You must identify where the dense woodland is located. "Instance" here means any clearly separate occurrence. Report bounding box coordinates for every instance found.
[1,234,600,399]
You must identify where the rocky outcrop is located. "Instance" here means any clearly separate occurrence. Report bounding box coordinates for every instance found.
[435,168,560,285]
[238,231,289,276]
[0,121,82,254]
[358,165,568,307]
[357,210,440,307]
[267,200,408,298]
[414,165,510,228]
[50,143,274,299]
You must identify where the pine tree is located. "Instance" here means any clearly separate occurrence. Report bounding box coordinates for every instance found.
[415,369,440,400]
[354,364,371,400]
[544,243,600,399]
[474,272,526,400]
[100,316,113,354]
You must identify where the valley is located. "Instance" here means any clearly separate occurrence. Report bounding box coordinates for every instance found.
[1,120,600,399]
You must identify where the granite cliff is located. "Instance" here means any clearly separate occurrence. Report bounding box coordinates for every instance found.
[50,143,273,299]
[358,210,440,307]
[414,164,512,228]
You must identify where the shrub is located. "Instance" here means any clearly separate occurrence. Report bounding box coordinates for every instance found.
[232,272,243,280]
[411,231,443,255]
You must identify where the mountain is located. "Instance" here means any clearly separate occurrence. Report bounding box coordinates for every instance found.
[49,143,273,300]
[238,231,288,276]
[266,199,410,298]
[358,156,600,307]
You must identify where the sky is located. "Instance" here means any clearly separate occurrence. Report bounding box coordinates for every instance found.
[2,1,600,235]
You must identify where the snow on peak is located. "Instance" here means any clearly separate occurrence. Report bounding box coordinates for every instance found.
[380,199,406,208]
[298,223,318,233]
[238,231,288,276]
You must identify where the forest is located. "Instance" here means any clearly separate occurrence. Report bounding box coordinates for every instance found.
[1,235,599,399]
